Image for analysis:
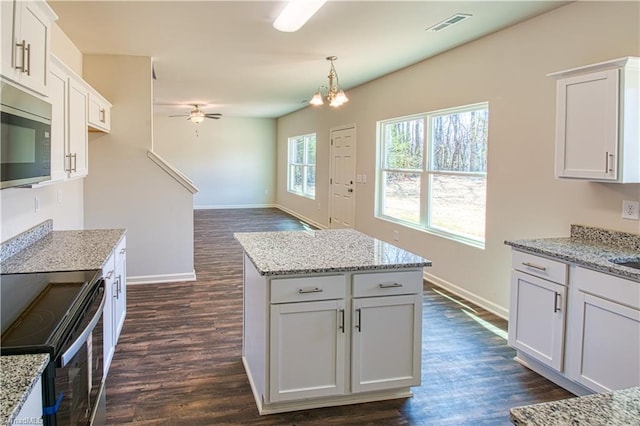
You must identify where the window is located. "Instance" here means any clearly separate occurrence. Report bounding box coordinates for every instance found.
[377,103,488,247]
[288,133,316,199]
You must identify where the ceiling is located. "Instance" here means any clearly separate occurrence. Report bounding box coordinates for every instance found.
[49,1,568,119]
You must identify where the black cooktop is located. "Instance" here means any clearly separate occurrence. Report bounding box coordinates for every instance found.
[1,270,102,356]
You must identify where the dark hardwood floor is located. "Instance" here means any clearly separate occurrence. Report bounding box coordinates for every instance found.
[105,208,572,425]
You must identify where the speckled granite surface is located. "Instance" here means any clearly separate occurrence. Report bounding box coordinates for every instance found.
[510,386,640,425]
[1,228,125,274]
[505,225,640,282]
[0,220,52,263]
[1,354,49,426]
[234,228,431,276]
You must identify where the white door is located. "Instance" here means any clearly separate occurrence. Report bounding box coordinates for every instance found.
[351,294,422,393]
[508,271,566,372]
[570,291,640,392]
[329,126,356,229]
[269,299,346,402]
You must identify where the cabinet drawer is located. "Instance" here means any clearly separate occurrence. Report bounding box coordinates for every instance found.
[115,237,126,267]
[271,275,345,303]
[512,251,567,285]
[353,269,423,297]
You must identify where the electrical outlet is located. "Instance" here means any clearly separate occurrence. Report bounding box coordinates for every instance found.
[622,200,640,220]
[393,230,399,241]
[34,196,40,213]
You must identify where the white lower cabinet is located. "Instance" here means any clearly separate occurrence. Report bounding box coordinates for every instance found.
[103,236,127,378]
[270,299,346,402]
[352,294,422,393]
[242,255,423,414]
[567,267,640,393]
[508,250,640,395]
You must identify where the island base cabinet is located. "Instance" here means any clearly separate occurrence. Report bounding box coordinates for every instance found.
[352,294,422,393]
[269,300,345,402]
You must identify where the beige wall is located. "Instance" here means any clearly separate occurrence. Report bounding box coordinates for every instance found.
[153,115,276,208]
[276,1,640,317]
[1,24,84,242]
[82,55,195,282]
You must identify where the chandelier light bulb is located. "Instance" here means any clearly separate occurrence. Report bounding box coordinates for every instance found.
[310,90,324,106]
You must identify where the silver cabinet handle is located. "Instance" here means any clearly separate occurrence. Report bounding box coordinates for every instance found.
[298,287,323,294]
[355,308,362,332]
[379,282,403,289]
[338,309,345,333]
[105,270,114,279]
[113,280,118,299]
[522,262,546,271]
[100,108,106,123]
[15,40,27,72]
[72,153,77,172]
[120,248,126,255]
[605,151,614,173]
[554,292,561,313]
[25,42,30,76]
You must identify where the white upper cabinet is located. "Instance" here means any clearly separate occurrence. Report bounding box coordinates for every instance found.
[0,0,57,96]
[549,57,640,183]
[88,90,111,133]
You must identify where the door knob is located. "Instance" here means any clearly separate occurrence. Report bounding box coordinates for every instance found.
[347,188,353,193]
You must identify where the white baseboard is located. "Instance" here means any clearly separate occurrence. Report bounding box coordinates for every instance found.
[275,204,327,230]
[194,204,276,210]
[127,270,197,285]
[423,271,509,320]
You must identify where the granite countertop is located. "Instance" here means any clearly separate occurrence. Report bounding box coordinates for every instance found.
[1,224,125,274]
[510,386,640,425]
[505,225,640,282]
[1,354,49,426]
[234,228,431,276]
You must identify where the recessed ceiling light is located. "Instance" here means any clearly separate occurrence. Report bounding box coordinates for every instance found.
[426,13,472,32]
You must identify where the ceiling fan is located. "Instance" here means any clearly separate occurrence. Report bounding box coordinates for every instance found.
[169,104,222,124]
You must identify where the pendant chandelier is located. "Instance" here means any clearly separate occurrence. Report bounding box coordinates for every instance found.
[309,56,349,108]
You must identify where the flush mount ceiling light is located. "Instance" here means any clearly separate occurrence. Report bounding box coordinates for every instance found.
[309,56,349,108]
[273,0,327,32]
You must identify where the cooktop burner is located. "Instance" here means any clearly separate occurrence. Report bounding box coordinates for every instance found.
[2,282,84,347]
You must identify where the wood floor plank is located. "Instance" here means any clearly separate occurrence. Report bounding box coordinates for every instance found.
[105,208,573,424]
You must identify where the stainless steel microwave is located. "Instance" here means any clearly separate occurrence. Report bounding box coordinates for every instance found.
[1,81,52,189]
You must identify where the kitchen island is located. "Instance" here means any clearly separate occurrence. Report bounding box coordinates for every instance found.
[235,228,431,414]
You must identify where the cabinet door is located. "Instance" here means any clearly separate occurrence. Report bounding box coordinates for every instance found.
[1,0,17,79]
[17,1,50,95]
[570,291,640,392]
[47,60,68,182]
[88,92,111,132]
[68,76,88,178]
[508,271,566,371]
[352,294,422,393]
[269,300,346,402]
[102,255,116,378]
[555,69,619,180]
[114,238,126,344]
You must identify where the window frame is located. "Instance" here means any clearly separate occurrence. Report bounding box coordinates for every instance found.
[287,133,317,199]
[376,103,489,248]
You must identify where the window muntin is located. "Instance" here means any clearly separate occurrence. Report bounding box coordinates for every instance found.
[288,133,316,199]
[377,103,488,247]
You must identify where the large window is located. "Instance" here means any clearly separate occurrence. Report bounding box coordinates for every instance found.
[288,133,316,199]
[377,103,488,246]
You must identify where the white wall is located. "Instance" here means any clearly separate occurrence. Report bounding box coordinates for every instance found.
[0,24,84,242]
[153,116,276,209]
[276,1,640,317]
[82,55,195,282]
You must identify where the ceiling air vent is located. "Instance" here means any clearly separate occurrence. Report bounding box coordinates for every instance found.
[426,13,472,32]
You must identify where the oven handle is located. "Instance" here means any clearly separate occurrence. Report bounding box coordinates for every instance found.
[60,288,106,367]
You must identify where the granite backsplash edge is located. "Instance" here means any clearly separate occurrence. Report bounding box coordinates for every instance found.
[0,220,53,263]
[571,224,640,251]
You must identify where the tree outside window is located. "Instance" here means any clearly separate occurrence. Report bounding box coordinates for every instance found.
[288,133,316,199]
[377,103,488,247]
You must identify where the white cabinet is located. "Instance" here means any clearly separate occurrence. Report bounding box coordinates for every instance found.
[47,57,69,183]
[270,299,346,402]
[13,375,43,424]
[351,270,422,393]
[549,57,640,182]
[508,251,568,372]
[0,0,57,96]
[242,255,423,414]
[567,267,640,392]
[103,236,127,377]
[67,75,88,178]
[88,90,111,133]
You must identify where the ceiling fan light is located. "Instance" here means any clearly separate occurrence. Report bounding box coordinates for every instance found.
[190,111,205,124]
[273,0,328,32]
[310,91,324,106]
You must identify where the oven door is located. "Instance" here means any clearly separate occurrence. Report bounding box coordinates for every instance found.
[49,281,105,426]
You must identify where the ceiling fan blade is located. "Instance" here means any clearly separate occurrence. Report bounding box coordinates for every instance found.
[205,114,222,118]
[206,116,221,119]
